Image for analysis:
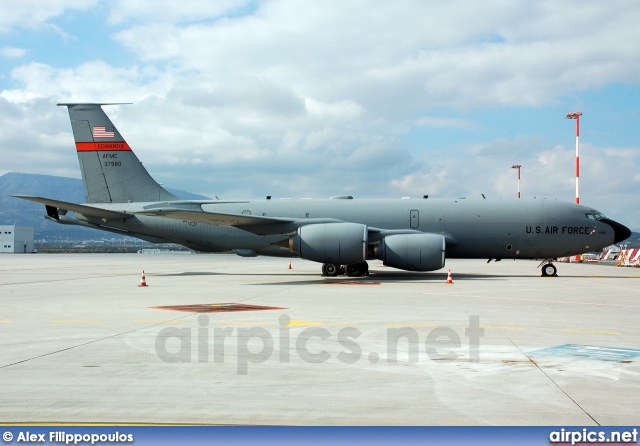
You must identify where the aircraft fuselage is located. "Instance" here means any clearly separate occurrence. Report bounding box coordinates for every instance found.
[84,197,618,260]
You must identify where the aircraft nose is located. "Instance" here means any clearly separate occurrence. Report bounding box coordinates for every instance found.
[602,218,632,244]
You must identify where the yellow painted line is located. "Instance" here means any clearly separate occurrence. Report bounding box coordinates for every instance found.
[385,323,437,327]
[51,320,100,323]
[0,320,12,323]
[563,329,619,335]
[480,326,525,330]
[285,320,359,327]
[286,321,323,326]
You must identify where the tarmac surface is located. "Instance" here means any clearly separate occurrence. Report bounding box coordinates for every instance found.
[0,253,639,426]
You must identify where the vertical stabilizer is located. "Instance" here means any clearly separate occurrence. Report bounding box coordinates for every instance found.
[58,103,179,203]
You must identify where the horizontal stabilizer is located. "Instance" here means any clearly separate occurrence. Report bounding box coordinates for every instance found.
[12,195,131,220]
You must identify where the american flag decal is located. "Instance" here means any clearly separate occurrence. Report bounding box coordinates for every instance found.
[92,126,115,138]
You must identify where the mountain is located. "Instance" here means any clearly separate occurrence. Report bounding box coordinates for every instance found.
[0,172,210,241]
[621,230,640,248]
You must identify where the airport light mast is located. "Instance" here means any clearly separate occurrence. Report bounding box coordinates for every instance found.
[511,165,521,198]
[565,112,582,204]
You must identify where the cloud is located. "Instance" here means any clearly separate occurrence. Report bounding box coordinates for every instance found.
[2,61,168,103]
[0,96,78,177]
[174,79,305,117]
[475,136,544,158]
[0,46,27,58]
[0,0,97,33]
[108,1,640,119]
[107,0,252,25]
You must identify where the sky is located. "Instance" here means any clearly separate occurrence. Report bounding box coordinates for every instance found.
[1,0,639,228]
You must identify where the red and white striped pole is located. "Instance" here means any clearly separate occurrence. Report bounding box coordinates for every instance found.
[566,112,582,204]
[511,165,521,198]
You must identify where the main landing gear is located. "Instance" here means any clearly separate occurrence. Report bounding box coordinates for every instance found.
[322,261,369,277]
[538,260,558,277]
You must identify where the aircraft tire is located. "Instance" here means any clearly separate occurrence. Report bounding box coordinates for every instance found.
[541,263,557,277]
[322,263,340,277]
[345,262,369,277]
[346,264,361,277]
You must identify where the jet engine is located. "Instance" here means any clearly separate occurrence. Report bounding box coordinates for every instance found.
[376,233,445,271]
[289,222,368,265]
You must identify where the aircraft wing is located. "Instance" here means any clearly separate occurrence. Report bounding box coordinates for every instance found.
[12,195,131,220]
[135,204,457,240]
[135,205,343,236]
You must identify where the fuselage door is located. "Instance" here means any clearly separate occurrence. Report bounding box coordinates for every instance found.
[410,209,419,228]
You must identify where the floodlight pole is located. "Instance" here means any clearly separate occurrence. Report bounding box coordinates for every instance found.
[566,112,582,204]
[511,165,521,198]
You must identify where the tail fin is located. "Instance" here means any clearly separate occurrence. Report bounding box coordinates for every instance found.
[58,103,179,203]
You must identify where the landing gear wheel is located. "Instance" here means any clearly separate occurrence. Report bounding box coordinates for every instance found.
[345,262,369,277]
[346,264,361,277]
[541,263,557,277]
[322,263,339,277]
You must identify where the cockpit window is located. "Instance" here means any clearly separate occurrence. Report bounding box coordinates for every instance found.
[586,212,606,221]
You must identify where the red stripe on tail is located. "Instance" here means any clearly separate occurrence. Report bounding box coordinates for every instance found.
[76,142,131,152]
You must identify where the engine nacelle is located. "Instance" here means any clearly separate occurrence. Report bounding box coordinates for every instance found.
[377,233,445,271]
[290,222,367,265]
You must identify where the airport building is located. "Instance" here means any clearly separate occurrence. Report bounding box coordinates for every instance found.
[0,225,35,253]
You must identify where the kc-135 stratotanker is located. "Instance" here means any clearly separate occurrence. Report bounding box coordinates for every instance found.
[14,104,631,277]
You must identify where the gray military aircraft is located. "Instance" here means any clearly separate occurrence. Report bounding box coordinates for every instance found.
[14,104,631,277]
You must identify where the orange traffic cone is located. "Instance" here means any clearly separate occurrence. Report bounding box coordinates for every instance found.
[288,262,292,270]
[139,270,148,287]
[446,269,453,284]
